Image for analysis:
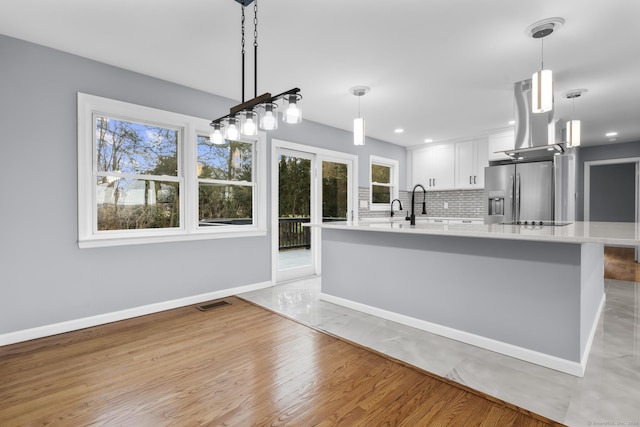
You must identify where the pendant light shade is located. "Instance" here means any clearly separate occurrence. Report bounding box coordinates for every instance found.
[240,110,258,136]
[225,116,239,140]
[566,119,580,147]
[258,102,278,130]
[353,117,365,146]
[532,69,553,113]
[564,88,586,148]
[282,94,302,124]
[350,86,370,146]
[210,122,224,145]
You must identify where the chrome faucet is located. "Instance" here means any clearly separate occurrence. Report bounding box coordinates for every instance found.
[390,199,403,217]
[409,184,427,225]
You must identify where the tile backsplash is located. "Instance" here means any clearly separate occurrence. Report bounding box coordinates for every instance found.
[358,187,484,220]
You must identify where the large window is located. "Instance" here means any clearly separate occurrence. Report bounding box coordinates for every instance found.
[95,116,181,231]
[197,137,255,226]
[78,93,266,248]
[370,155,399,210]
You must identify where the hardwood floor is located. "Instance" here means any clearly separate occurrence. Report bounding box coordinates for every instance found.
[0,297,564,426]
[605,246,640,282]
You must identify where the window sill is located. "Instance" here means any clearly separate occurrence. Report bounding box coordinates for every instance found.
[78,228,268,249]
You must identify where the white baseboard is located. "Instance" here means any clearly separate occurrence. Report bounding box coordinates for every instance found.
[579,293,606,371]
[0,281,272,347]
[320,292,597,377]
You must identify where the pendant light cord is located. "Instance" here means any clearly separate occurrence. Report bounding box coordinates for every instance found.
[540,37,544,69]
[254,0,258,99]
[241,5,246,103]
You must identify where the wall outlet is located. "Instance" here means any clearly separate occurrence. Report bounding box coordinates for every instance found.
[444,202,449,209]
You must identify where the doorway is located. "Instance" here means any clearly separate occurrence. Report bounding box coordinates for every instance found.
[272,140,357,283]
[585,158,640,263]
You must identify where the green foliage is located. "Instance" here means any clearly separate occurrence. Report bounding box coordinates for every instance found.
[278,155,311,217]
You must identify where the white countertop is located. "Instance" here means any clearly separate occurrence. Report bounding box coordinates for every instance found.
[309,220,640,245]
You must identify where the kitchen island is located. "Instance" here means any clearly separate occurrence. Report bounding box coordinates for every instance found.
[310,221,639,376]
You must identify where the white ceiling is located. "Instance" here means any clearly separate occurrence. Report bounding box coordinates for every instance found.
[2,0,639,148]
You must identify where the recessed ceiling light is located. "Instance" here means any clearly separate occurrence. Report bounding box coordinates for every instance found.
[508,120,515,125]
[394,128,404,133]
[605,132,618,137]
[424,138,433,143]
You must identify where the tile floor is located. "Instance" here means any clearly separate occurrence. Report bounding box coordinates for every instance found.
[240,277,640,426]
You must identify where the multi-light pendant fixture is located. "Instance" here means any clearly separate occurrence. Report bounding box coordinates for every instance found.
[564,89,586,147]
[350,86,370,146]
[209,0,302,144]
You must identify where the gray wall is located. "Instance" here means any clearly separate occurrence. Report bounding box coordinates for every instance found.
[576,141,640,220]
[589,163,635,222]
[0,35,406,336]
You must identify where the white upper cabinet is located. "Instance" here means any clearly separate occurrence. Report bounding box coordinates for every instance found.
[488,130,515,161]
[454,138,488,189]
[412,143,455,191]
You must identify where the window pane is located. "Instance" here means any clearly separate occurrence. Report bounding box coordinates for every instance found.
[96,177,179,230]
[372,185,391,204]
[322,161,348,220]
[371,164,390,184]
[96,117,178,176]
[197,136,253,181]
[199,183,253,225]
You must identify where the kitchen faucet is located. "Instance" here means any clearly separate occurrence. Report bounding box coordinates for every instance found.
[408,184,427,225]
[390,199,403,217]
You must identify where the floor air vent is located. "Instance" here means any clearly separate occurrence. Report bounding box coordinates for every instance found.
[196,300,231,312]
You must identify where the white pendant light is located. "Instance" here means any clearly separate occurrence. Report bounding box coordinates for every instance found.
[564,89,586,147]
[258,102,278,130]
[566,120,581,147]
[532,69,553,113]
[353,117,365,146]
[240,110,257,136]
[282,94,302,124]
[225,116,239,140]
[350,86,370,146]
[526,18,564,114]
[209,122,224,145]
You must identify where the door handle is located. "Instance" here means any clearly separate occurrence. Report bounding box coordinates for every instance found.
[474,175,477,184]
[469,176,472,185]
[515,173,521,222]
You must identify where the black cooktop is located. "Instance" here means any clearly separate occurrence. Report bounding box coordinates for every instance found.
[500,221,572,227]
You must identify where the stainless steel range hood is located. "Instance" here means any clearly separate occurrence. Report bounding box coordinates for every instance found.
[499,79,564,161]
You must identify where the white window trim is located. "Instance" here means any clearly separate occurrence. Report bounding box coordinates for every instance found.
[77,93,266,248]
[369,155,399,211]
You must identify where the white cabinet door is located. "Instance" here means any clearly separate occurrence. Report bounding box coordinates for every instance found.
[455,138,488,189]
[412,147,432,189]
[430,144,455,190]
[455,140,475,189]
[412,144,455,191]
[488,130,515,161]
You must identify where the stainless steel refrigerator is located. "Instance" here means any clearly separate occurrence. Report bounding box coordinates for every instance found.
[484,161,554,225]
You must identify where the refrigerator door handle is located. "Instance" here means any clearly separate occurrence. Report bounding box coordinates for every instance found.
[515,173,521,222]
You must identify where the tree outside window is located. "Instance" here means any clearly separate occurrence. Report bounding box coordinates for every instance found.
[370,156,399,210]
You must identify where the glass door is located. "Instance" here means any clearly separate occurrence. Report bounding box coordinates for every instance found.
[321,159,350,224]
[274,144,355,283]
[276,149,315,281]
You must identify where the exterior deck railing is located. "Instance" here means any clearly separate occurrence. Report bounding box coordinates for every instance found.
[279,217,346,250]
[201,217,345,250]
